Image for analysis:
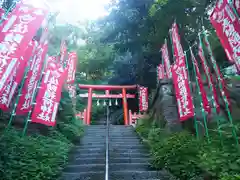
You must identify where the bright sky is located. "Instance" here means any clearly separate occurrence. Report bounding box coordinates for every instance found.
[49,0,111,24]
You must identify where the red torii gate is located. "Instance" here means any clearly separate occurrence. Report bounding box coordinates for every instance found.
[78,84,137,125]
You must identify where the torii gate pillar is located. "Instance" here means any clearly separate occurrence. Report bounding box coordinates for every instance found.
[86,88,93,125]
[122,88,128,125]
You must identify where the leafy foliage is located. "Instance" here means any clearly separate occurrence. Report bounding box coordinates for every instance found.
[0,128,72,180]
[0,85,84,180]
[136,118,240,179]
[91,104,105,125]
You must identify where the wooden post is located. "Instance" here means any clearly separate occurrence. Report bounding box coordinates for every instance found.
[86,88,93,125]
[122,88,129,125]
[83,109,87,124]
[129,110,132,125]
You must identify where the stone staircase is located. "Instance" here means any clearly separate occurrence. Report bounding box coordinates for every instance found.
[109,125,174,180]
[60,125,174,180]
[60,125,106,180]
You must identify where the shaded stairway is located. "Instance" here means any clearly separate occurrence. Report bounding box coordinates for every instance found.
[60,125,174,180]
[60,125,106,180]
[109,125,174,180]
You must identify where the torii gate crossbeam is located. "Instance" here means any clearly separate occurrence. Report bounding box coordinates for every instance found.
[79,84,137,125]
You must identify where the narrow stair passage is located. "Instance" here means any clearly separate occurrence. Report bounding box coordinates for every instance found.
[60,124,175,180]
[109,125,174,180]
[60,125,106,180]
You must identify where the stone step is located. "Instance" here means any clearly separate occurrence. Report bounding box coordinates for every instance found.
[61,170,173,180]
[82,135,106,138]
[109,134,137,137]
[109,140,141,144]
[110,157,150,164]
[109,139,140,142]
[109,163,152,171]
[73,148,106,154]
[83,132,106,134]
[95,122,106,124]
[109,149,147,154]
[63,164,105,173]
[110,125,133,128]
[79,142,106,146]
[80,139,106,143]
[84,130,106,132]
[80,138,106,141]
[73,153,106,159]
[85,125,106,127]
[109,131,135,133]
[109,136,139,138]
[72,157,106,164]
[110,152,150,158]
[84,128,106,131]
[110,144,145,149]
[110,142,144,147]
[109,170,168,180]
[109,137,140,140]
[60,171,105,180]
[75,145,105,149]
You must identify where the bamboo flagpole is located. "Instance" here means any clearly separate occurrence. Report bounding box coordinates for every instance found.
[6,41,38,129]
[198,33,224,145]
[22,52,48,136]
[202,26,239,146]
[183,51,199,139]
[169,23,199,138]
[189,48,210,142]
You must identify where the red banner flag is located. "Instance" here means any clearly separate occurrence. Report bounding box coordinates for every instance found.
[157,64,165,80]
[161,40,171,78]
[60,40,67,66]
[138,86,148,112]
[16,42,48,114]
[171,22,194,121]
[233,0,240,15]
[0,40,36,110]
[0,63,18,111]
[190,49,211,114]
[210,0,240,70]
[0,1,47,94]
[31,61,66,126]
[202,36,231,111]
[67,52,77,83]
[15,40,36,84]
[198,44,220,113]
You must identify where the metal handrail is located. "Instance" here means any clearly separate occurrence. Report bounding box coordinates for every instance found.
[105,105,109,180]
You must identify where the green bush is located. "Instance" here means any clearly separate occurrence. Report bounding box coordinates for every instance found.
[57,120,84,143]
[91,104,105,124]
[0,89,84,180]
[150,131,203,178]
[135,117,153,139]
[136,119,240,179]
[0,129,72,180]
